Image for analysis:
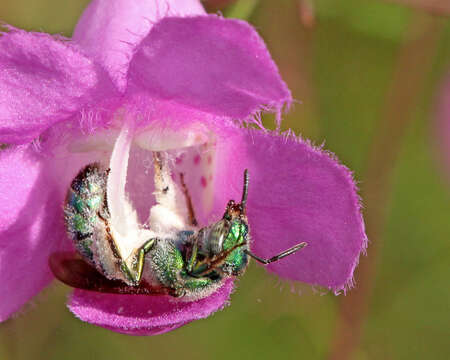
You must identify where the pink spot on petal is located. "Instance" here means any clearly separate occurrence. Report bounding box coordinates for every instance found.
[200,176,208,188]
[194,155,201,165]
[177,153,187,164]
[207,155,212,165]
[208,174,213,181]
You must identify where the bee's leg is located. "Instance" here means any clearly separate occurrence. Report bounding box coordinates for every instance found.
[179,172,198,227]
[122,238,158,285]
[97,210,136,284]
[191,242,247,277]
[129,238,158,284]
[186,235,199,273]
[97,192,156,286]
[177,275,216,296]
[245,242,308,265]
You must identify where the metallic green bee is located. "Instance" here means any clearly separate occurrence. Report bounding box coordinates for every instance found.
[51,152,306,298]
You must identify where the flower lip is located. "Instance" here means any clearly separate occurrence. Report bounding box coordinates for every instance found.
[68,278,234,336]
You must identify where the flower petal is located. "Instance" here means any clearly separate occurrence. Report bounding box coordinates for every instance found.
[0,29,116,144]
[128,15,291,121]
[73,0,205,90]
[0,147,62,321]
[67,280,233,335]
[212,129,367,292]
[0,131,112,321]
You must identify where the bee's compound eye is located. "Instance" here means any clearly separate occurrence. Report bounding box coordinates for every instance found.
[208,220,229,255]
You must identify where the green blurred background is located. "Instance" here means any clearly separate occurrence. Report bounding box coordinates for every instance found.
[1,0,449,359]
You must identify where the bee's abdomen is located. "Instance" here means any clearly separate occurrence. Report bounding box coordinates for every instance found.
[64,164,108,263]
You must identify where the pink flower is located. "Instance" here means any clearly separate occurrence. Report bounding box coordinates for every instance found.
[0,0,367,335]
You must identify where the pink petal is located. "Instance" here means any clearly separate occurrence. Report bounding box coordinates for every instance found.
[128,15,291,121]
[68,280,234,335]
[73,0,205,90]
[0,131,111,321]
[0,147,63,320]
[213,129,367,292]
[0,29,116,144]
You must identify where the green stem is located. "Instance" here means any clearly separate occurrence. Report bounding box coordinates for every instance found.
[327,13,444,360]
[383,0,450,16]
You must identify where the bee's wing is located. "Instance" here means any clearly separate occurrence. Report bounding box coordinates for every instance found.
[49,252,172,296]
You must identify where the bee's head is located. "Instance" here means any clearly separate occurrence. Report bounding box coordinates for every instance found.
[189,170,250,278]
[224,168,249,218]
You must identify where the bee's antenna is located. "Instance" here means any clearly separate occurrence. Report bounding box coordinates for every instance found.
[241,169,249,210]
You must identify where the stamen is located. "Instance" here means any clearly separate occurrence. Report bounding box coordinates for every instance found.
[107,116,135,237]
[148,151,187,232]
[106,117,155,262]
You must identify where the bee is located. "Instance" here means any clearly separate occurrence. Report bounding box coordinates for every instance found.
[50,152,306,299]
